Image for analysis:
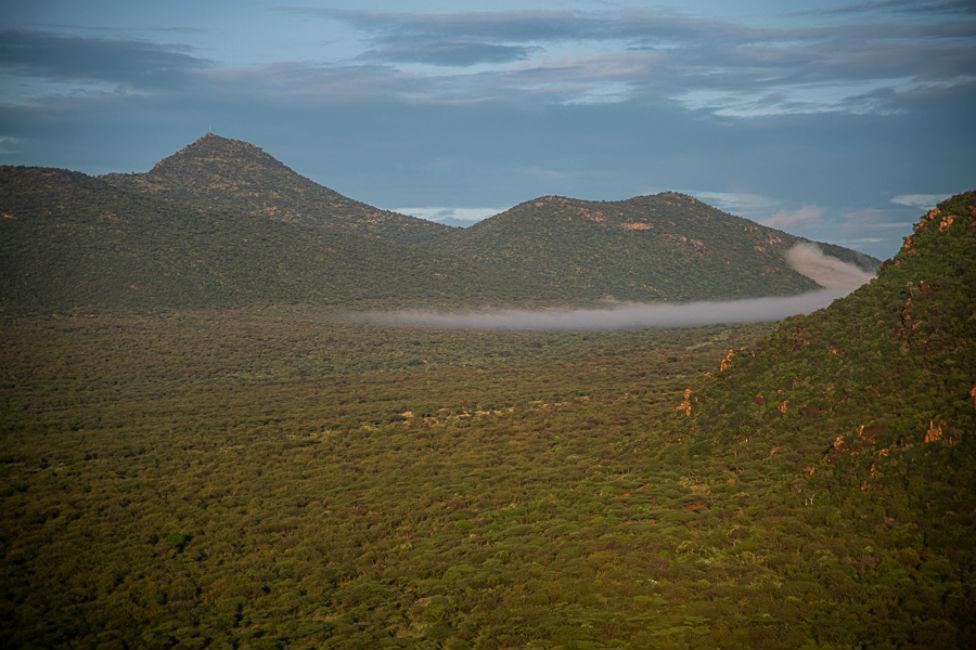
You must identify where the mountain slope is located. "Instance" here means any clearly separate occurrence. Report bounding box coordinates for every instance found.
[103,135,880,302]
[669,190,976,646]
[0,167,541,311]
[102,133,451,247]
[429,193,879,301]
[688,189,974,465]
[5,134,882,311]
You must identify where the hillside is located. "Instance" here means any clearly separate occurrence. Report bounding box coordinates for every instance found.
[0,184,971,647]
[689,190,974,447]
[102,134,879,303]
[102,134,451,247]
[670,190,976,646]
[429,193,879,301]
[3,135,881,311]
[0,167,539,311]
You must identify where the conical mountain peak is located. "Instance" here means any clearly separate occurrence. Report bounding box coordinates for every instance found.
[101,135,451,244]
[148,132,284,176]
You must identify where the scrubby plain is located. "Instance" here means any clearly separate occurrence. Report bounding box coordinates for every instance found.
[2,314,787,647]
[0,138,972,648]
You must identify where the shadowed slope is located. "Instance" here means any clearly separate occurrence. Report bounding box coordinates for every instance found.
[430,193,879,301]
[0,167,540,310]
[102,133,451,247]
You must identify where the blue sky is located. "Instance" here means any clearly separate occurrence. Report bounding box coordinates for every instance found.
[2,1,974,258]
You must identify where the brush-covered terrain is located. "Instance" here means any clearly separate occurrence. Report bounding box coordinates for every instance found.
[0,167,542,311]
[428,193,877,301]
[1,312,776,648]
[102,134,450,248]
[0,134,877,312]
[677,190,976,647]
[0,191,973,648]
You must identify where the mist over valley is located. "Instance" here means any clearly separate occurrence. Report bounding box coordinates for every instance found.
[365,243,875,330]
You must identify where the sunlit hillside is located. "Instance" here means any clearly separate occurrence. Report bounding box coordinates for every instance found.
[1,192,972,647]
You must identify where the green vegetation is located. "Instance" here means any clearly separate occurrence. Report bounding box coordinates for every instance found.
[2,312,779,647]
[428,193,878,302]
[0,133,970,647]
[1,133,877,313]
[0,167,544,311]
[0,185,972,646]
[102,133,450,247]
[680,191,976,647]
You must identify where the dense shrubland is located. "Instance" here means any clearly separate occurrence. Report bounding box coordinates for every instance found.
[1,180,971,647]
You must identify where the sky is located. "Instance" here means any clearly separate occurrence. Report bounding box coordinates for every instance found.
[1,1,974,259]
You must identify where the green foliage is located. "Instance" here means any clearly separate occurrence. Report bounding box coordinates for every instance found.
[0,137,970,647]
[0,167,543,311]
[427,193,878,302]
[1,135,878,312]
[677,190,976,648]
[102,133,450,247]
[1,315,771,647]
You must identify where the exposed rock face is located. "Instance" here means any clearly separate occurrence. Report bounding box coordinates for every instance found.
[676,388,693,417]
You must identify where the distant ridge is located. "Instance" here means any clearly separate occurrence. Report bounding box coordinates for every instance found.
[2,134,885,311]
[0,166,542,310]
[427,192,879,302]
[102,133,450,246]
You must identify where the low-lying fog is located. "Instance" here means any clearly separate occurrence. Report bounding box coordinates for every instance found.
[365,243,876,331]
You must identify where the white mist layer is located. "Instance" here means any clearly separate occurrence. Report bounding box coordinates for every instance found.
[784,242,875,290]
[365,243,875,331]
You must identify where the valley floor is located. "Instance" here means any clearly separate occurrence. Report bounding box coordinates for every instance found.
[0,309,970,648]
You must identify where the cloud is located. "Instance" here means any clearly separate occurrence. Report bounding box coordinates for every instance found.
[784,242,875,289]
[794,1,976,16]
[762,205,824,229]
[363,292,849,331]
[688,191,779,214]
[0,29,207,88]
[281,8,727,43]
[832,237,886,245]
[891,193,950,209]
[193,51,665,108]
[30,23,211,36]
[282,8,617,68]
[201,62,426,104]
[276,6,976,115]
[5,7,975,118]
[0,136,19,154]
[362,244,874,331]
[359,40,538,66]
[394,206,502,224]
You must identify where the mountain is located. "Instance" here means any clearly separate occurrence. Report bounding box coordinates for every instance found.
[3,134,882,311]
[670,190,976,645]
[102,133,450,247]
[0,167,540,311]
[104,134,878,301]
[107,134,880,301]
[428,193,879,302]
[688,189,974,463]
